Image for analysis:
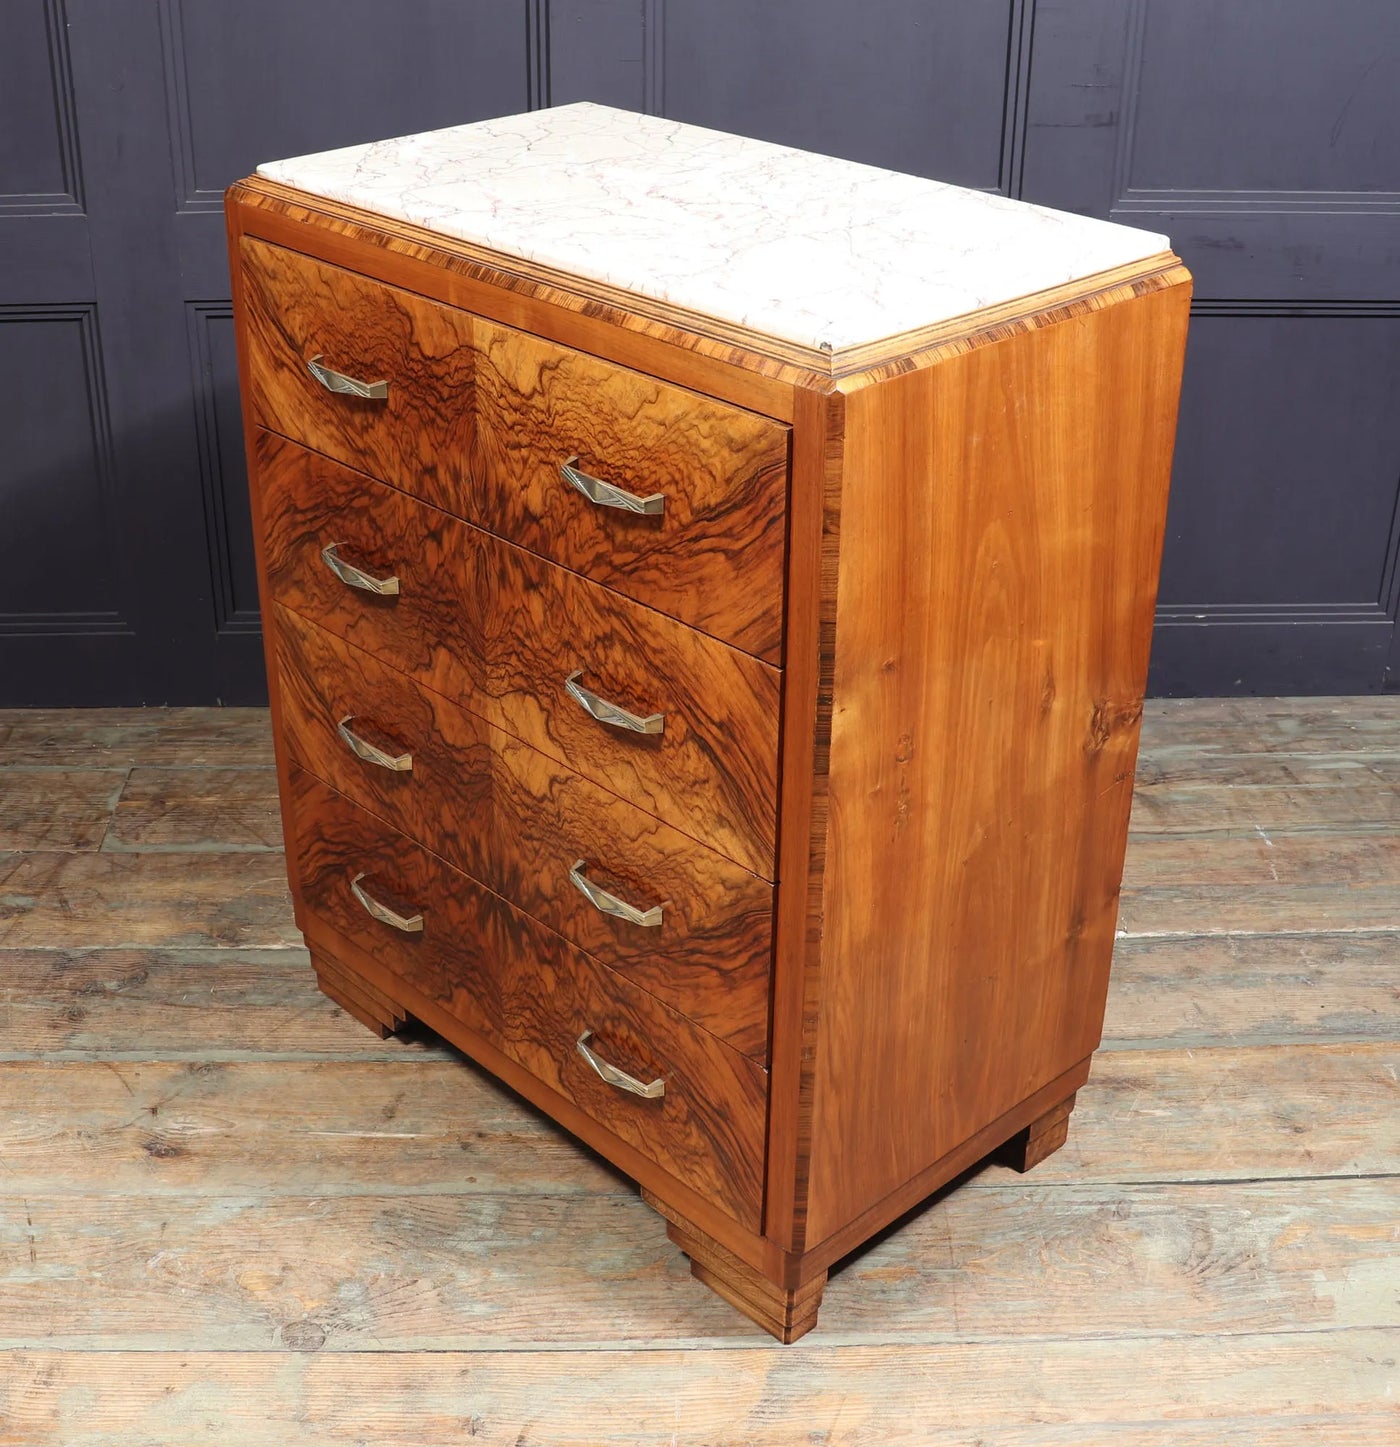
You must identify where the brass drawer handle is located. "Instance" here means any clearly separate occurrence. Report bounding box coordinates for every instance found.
[321,543,400,596]
[350,872,423,933]
[564,670,664,735]
[576,1030,665,1099]
[337,716,412,772]
[307,354,389,401]
[561,456,664,517]
[568,860,663,928]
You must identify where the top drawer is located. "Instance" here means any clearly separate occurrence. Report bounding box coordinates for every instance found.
[239,237,790,661]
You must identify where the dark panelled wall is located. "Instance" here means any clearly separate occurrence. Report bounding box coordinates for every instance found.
[3,1,1398,703]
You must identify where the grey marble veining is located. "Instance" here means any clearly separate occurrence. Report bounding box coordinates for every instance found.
[258,102,1171,354]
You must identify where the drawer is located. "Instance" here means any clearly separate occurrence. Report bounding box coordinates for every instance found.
[274,603,773,1059]
[240,237,475,496]
[288,765,768,1230]
[259,429,781,878]
[239,238,789,659]
[472,321,789,661]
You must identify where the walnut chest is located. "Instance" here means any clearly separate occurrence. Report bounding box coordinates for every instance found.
[227,102,1190,1341]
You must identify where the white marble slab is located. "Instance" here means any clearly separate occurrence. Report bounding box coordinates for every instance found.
[258,103,1170,355]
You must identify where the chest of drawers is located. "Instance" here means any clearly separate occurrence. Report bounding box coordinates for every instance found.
[228,103,1189,1341]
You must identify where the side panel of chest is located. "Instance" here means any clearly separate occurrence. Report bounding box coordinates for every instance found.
[800,275,1192,1248]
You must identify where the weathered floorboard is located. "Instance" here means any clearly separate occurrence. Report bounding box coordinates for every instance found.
[1,1333,1395,1447]
[1103,933,1400,1046]
[0,770,126,851]
[0,948,443,1059]
[0,852,297,949]
[1119,883,1400,937]
[1,1180,1394,1349]
[1139,696,1400,753]
[1,698,1397,1441]
[0,1059,621,1196]
[1128,781,1400,837]
[0,709,275,769]
[976,1041,1400,1186]
[1,1044,1393,1197]
[3,933,1391,1059]
[1133,748,1400,789]
[1124,832,1400,886]
[105,767,283,852]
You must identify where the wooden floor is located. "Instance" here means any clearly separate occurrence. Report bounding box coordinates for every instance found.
[0,698,1397,1445]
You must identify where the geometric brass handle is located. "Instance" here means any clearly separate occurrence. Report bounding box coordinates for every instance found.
[349,872,423,933]
[575,1030,665,1099]
[307,354,389,401]
[568,860,663,928]
[321,542,400,596]
[561,455,664,517]
[337,716,412,772]
[564,670,664,735]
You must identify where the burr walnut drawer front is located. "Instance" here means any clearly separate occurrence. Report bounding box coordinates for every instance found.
[273,603,774,1060]
[470,320,789,660]
[259,430,781,878]
[240,237,791,659]
[288,764,768,1230]
[240,237,475,493]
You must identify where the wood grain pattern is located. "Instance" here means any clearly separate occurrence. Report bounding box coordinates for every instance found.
[1123,830,1400,886]
[227,197,318,959]
[0,851,297,949]
[231,179,1183,388]
[782,1058,1092,1286]
[241,234,791,659]
[273,605,773,1058]
[10,1041,1387,1199]
[1120,835,1400,937]
[1136,747,1400,789]
[763,382,845,1251]
[472,320,790,660]
[259,431,781,878]
[105,767,282,852]
[1129,781,1400,836]
[800,274,1192,1247]
[312,950,406,1040]
[0,707,274,767]
[230,185,1201,1337]
[4,1178,1393,1348]
[305,908,779,1268]
[0,769,124,850]
[645,1190,827,1344]
[4,696,1396,1432]
[1140,695,1400,754]
[5,931,1388,1067]
[1005,1042,1400,1187]
[240,236,475,501]
[5,1335,1396,1446]
[288,766,768,1229]
[1001,1093,1077,1173]
[231,179,819,403]
[1102,933,1400,1046]
[0,1058,620,1197]
[0,947,449,1060]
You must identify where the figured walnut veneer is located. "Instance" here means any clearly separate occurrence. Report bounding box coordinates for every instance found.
[274,604,773,1060]
[257,431,781,879]
[228,173,1189,1341]
[243,237,791,660]
[290,765,768,1229]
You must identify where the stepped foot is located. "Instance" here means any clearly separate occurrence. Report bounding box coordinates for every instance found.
[644,1190,826,1343]
[1003,1091,1077,1172]
[312,950,407,1039]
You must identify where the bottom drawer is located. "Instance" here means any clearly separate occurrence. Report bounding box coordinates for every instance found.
[287,764,768,1229]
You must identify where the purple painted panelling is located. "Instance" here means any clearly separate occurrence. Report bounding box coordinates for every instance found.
[3,0,1396,698]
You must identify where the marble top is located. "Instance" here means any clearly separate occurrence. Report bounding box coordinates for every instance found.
[258,103,1170,355]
